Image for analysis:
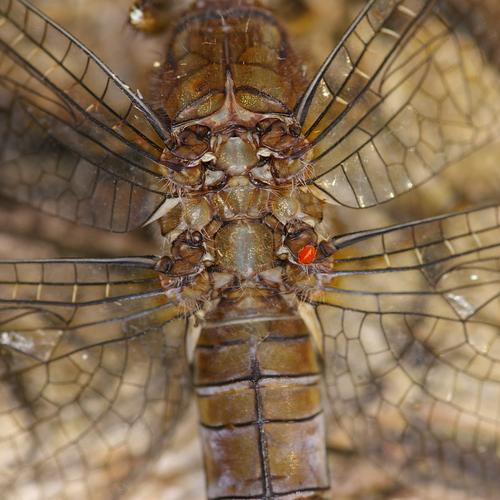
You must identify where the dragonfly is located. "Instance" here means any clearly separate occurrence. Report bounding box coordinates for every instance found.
[0,0,499,498]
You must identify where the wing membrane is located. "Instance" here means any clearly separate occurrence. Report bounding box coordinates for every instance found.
[300,206,500,497]
[298,0,500,208]
[0,0,170,231]
[0,257,186,362]
[308,205,500,319]
[0,258,190,497]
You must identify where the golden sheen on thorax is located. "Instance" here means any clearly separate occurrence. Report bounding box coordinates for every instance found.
[214,221,275,276]
[214,134,259,176]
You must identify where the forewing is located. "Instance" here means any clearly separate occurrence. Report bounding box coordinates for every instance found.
[0,0,169,231]
[0,258,191,498]
[298,0,500,208]
[302,206,500,497]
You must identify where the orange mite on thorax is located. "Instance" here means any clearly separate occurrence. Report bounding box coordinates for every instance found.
[298,244,317,264]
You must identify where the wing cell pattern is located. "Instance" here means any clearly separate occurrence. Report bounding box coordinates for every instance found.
[299,0,500,208]
[303,206,500,497]
[0,258,190,499]
[0,0,169,231]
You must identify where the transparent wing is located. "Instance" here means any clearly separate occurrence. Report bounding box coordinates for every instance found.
[0,0,170,231]
[299,206,500,497]
[0,258,191,498]
[297,0,500,208]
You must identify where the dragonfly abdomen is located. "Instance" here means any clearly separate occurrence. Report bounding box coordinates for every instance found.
[194,298,330,499]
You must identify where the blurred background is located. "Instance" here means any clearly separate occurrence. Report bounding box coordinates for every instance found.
[1,1,499,498]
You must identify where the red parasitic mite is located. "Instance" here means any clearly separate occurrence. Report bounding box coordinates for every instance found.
[298,244,317,264]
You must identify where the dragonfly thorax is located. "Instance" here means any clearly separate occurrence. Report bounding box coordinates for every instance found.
[214,221,275,277]
[155,173,328,312]
[159,119,310,192]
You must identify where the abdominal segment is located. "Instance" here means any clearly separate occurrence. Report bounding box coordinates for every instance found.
[194,298,330,499]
